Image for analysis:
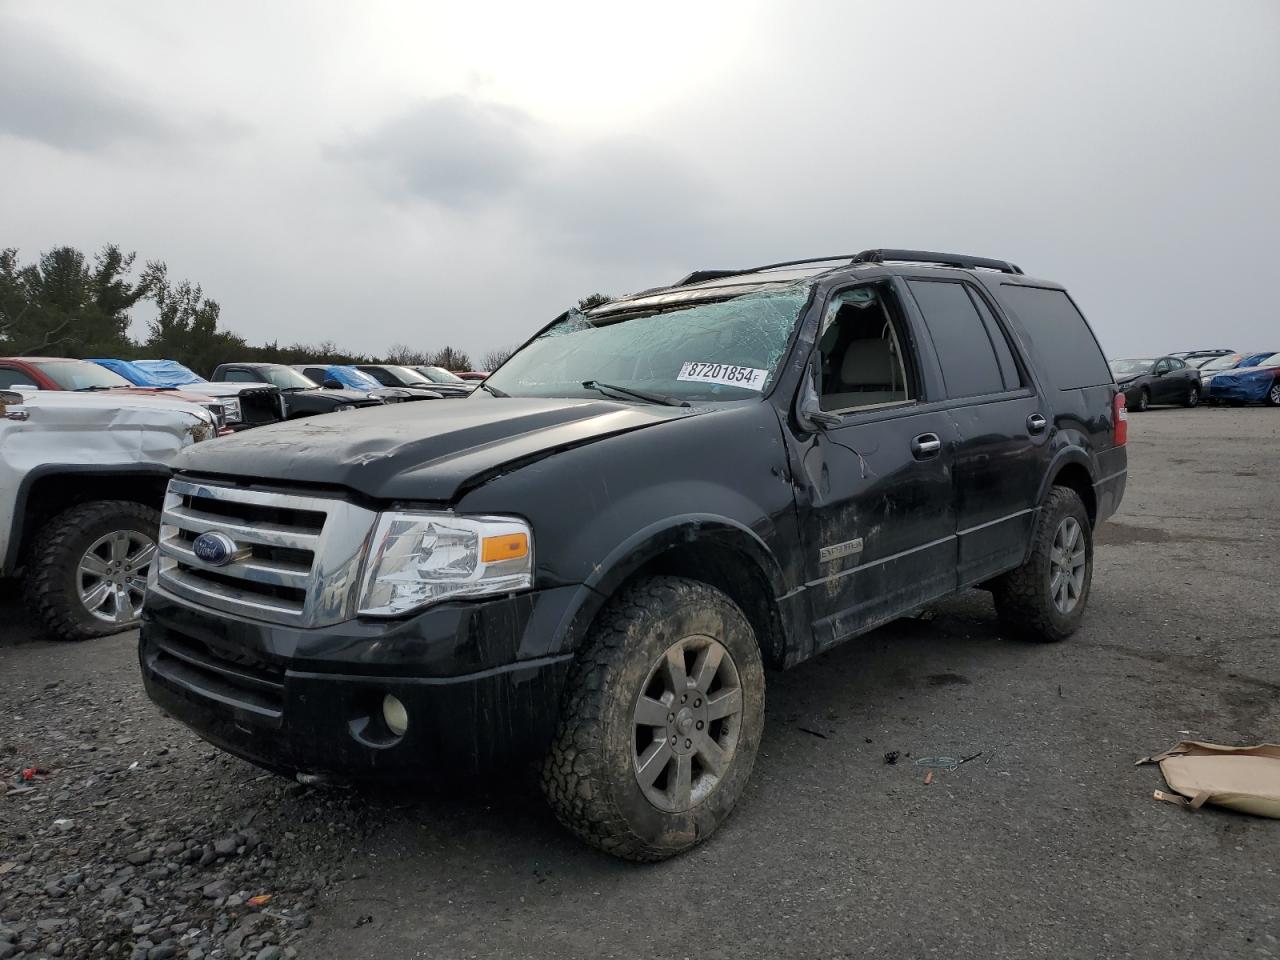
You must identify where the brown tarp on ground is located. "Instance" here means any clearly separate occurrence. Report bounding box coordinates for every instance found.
[1137,741,1280,819]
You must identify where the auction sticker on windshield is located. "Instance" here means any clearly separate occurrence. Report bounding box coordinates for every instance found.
[677,362,767,390]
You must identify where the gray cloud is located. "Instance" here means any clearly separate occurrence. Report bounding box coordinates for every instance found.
[334,97,538,208]
[2,1,1278,358]
[0,15,172,151]
[339,98,729,263]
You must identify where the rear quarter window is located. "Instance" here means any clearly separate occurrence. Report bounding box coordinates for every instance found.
[997,285,1112,390]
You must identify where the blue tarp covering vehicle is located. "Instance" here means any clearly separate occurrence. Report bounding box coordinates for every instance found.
[1209,353,1280,405]
[91,358,213,386]
[317,365,385,391]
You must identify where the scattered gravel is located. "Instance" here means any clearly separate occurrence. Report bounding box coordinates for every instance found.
[0,642,397,960]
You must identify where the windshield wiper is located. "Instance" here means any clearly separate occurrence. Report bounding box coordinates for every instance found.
[480,382,508,398]
[75,385,115,391]
[581,380,690,408]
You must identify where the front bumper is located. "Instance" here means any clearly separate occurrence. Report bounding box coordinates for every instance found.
[139,585,580,779]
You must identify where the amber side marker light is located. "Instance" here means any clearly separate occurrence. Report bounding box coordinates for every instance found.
[481,532,529,563]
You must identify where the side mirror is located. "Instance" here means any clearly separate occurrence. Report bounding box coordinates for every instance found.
[1,390,29,421]
[323,378,344,390]
[796,363,842,431]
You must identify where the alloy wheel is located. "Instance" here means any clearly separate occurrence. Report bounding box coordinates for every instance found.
[78,531,156,624]
[1049,517,1087,615]
[632,634,743,813]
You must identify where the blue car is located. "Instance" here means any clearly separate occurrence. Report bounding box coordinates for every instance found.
[1208,352,1280,406]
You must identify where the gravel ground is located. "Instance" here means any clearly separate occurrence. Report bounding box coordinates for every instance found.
[2,406,1277,960]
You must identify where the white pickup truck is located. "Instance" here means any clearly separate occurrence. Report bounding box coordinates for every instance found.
[0,388,217,641]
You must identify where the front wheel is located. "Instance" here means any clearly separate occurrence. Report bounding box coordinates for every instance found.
[992,487,1093,642]
[1182,385,1200,407]
[1135,388,1150,412]
[23,500,160,641]
[1266,382,1280,407]
[541,576,765,861]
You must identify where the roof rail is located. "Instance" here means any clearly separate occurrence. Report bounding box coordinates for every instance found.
[851,248,1024,275]
[674,269,744,286]
[673,249,1022,287]
[674,255,859,287]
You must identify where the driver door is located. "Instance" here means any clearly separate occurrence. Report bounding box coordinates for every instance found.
[792,281,958,652]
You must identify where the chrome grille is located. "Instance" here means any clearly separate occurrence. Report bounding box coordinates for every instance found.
[155,477,378,627]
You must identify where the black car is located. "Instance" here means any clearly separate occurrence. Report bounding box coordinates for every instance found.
[142,248,1126,861]
[209,362,382,417]
[1108,355,1202,411]
[355,363,466,398]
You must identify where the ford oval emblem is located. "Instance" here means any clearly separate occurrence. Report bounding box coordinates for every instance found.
[192,531,238,566]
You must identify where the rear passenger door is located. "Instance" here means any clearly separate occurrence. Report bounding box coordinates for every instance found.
[905,278,1050,587]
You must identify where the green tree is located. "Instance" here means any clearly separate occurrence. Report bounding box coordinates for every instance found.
[0,245,150,357]
[576,292,613,311]
[142,262,246,377]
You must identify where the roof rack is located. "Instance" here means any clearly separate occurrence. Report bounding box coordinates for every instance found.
[673,248,1022,287]
[850,248,1024,275]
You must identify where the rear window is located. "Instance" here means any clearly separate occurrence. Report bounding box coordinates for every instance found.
[998,285,1112,390]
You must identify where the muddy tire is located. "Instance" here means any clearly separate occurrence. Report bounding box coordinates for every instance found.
[23,500,160,642]
[541,576,765,861]
[992,487,1092,643]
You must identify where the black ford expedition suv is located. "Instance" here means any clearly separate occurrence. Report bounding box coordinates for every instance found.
[141,249,1127,861]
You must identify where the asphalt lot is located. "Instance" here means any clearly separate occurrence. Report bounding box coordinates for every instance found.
[2,406,1277,959]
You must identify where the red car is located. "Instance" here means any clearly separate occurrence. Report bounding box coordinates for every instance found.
[0,357,232,433]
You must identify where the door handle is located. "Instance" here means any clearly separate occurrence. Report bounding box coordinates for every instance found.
[1027,413,1048,434]
[911,433,942,459]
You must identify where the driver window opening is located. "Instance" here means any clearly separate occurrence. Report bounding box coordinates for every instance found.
[817,285,915,411]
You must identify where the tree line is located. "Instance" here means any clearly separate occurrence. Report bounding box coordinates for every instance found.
[0,244,521,377]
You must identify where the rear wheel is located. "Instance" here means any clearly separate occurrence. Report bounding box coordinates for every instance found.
[1181,385,1199,407]
[1135,388,1150,412]
[992,487,1092,643]
[23,500,159,641]
[541,576,765,861]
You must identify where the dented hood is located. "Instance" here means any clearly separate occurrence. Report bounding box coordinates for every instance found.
[172,396,700,501]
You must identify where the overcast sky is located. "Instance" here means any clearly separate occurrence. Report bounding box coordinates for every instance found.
[2,0,1277,360]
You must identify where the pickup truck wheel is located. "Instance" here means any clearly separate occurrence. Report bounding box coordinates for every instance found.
[541,576,765,861]
[992,486,1092,643]
[24,500,160,642]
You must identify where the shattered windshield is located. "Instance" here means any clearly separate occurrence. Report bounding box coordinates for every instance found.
[484,286,812,402]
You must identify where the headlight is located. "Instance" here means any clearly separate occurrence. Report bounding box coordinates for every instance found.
[222,398,242,423]
[358,512,533,616]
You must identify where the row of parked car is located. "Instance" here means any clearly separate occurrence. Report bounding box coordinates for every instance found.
[1108,349,1280,410]
[0,357,482,431]
[0,356,482,640]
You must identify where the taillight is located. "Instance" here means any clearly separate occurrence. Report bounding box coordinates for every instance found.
[1113,391,1128,446]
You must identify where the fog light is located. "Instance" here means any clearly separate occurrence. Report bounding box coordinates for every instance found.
[382,694,409,736]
